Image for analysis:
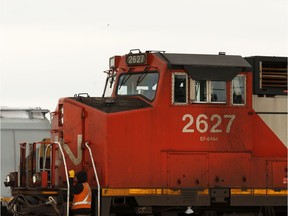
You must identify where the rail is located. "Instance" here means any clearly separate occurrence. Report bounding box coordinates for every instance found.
[54,142,70,216]
[85,142,101,216]
[43,144,52,171]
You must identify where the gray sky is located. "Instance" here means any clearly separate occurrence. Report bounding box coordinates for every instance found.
[1,0,287,112]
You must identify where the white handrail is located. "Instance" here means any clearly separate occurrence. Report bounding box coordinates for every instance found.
[85,142,101,216]
[54,142,70,216]
[43,144,51,171]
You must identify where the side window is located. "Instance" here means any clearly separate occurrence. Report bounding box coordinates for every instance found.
[232,75,246,105]
[211,81,226,103]
[104,75,116,97]
[172,73,188,104]
[194,80,226,103]
[195,80,207,102]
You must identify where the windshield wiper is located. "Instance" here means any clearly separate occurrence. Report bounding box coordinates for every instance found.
[136,73,148,87]
[118,74,132,90]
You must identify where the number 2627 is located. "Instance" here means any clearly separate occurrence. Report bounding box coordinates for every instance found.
[182,114,235,133]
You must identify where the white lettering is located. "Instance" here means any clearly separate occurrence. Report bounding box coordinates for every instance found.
[196,114,208,133]
[182,114,194,133]
[182,114,235,134]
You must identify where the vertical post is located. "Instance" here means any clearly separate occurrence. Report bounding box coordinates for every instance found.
[51,144,56,186]
[54,142,70,216]
[85,142,101,216]
[19,143,26,187]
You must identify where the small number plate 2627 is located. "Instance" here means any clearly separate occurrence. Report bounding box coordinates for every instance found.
[126,53,147,66]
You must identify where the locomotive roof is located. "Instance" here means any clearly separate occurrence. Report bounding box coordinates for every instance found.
[156,53,252,81]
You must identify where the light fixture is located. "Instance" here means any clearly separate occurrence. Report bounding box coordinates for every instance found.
[109,56,120,69]
[109,57,115,69]
[4,172,17,187]
[32,171,48,187]
[6,175,11,183]
[185,206,194,214]
[32,173,42,186]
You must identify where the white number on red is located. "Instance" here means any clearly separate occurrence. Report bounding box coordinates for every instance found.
[182,114,194,132]
[182,114,235,133]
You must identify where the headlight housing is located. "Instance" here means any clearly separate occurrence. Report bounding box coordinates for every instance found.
[32,173,42,186]
[6,175,11,183]
[4,172,17,187]
[32,171,48,187]
[109,56,120,69]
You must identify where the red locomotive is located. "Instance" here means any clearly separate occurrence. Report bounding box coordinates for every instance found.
[4,50,287,215]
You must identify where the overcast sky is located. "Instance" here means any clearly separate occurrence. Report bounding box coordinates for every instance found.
[1,0,287,112]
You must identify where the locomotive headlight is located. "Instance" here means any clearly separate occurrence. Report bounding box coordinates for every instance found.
[109,56,120,69]
[32,173,42,186]
[6,175,11,183]
[32,175,37,184]
[109,57,115,69]
[4,172,17,187]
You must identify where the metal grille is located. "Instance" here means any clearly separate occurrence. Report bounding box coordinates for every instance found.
[260,61,287,89]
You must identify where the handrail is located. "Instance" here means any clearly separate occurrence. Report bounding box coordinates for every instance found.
[54,142,70,216]
[85,142,100,216]
[43,144,52,171]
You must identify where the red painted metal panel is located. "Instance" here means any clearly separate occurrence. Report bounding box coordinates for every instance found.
[209,153,252,188]
[272,161,287,188]
[167,153,208,188]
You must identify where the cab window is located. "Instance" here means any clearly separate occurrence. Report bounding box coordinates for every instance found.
[194,80,226,103]
[232,75,246,105]
[117,72,159,100]
[172,73,188,104]
[103,74,116,97]
[195,80,207,102]
[211,81,226,102]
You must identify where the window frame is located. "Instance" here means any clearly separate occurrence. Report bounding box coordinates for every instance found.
[116,71,159,101]
[172,72,188,105]
[210,80,227,104]
[231,74,246,106]
[191,80,227,104]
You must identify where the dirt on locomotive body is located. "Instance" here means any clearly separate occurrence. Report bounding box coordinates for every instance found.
[3,50,287,216]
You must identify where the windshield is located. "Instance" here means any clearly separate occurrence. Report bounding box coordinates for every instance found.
[117,72,159,100]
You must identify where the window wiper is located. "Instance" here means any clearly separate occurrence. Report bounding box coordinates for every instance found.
[136,73,148,87]
[118,74,132,90]
[102,70,116,98]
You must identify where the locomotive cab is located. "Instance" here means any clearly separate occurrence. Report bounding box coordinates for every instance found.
[106,51,250,107]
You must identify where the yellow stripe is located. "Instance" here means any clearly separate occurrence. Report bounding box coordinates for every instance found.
[197,189,209,195]
[231,189,253,195]
[162,189,181,195]
[254,189,288,196]
[102,188,288,197]
[102,188,180,196]
[231,189,288,196]
[267,189,288,196]
[41,191,58,195]
[253,189,267,195]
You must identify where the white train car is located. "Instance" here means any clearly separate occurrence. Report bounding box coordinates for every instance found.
[0,107,51,212]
